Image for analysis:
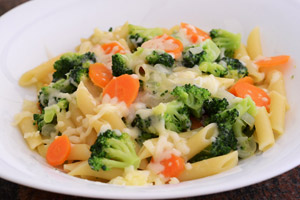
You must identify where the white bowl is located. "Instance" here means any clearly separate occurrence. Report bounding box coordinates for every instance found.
[0,0,299,199]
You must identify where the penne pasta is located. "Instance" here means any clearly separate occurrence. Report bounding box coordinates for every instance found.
[254,107,275,151]
[269,91,286,135]
[247,27,263,60]
[68,161,123,180]
[185,123,218,160]
[178,151,238,181]
[19,55,61,87]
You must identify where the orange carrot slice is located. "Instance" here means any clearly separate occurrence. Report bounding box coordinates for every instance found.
[180,22,211,43]
[255,55,290,68]
[141,34,183,59]
[228,76,254,96]
[101,42,126,55]
[89,63,113,88]
[160,154,185,178]
[235,82,270,108]
[46,135,71,166]
[102,74,139,107]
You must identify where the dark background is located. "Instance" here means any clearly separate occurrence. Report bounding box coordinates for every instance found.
[0,0,299,199]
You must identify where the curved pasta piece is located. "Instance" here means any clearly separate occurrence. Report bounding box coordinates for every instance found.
[269,91,286,135]
[67,144,91,161]
[56,111,75,133]
[68,161,123,180]
[246,27,263,60]
[254,107,275,151]
[64,161,82,172]
[77,41,93,54]
[19,55,60,86]
[37,144,48,158]
[178,151,238,181]
[112,22,129,40]
[16,100,43,149]
[76,82,97,115]
[185,123,218,160]
[267,70,289,110]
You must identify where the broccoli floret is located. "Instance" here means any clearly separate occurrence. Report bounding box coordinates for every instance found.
[111,53,134,77]
[38,52,95,108]
[131,114,156,134]
[182,40,220,68]
[38,79,75,109]
[201,39,221,62]
[171,84,211,118]
[182,46,206,68]
[33,99,68,136]
[131,114,158,145]
[53,52,96,82]
[199,62,228,77]
[220,57,248,80]
[190,108,239,162]
[69,67,89,85]
[88,129,141,171]
[163,100,191,133]
[128,24,164,49]
[210,29,241,58]
[203,97,229,115]
[51,79,77,93]
[146,51,175,67]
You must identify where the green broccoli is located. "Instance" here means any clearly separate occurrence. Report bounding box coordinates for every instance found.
[131,114,158,145]
[88,129,141,171]
[128,24,164,49]
[220,57,248,80]
[38,79,75,109]
[146,51,174,67]
[38,52,94,108]
[210,29,241,58]
[203,97,229,115]
[189,108,239,162]
[51,79,77,93]
[33,99,68,136]
[182,40,220,68]
[53,52,96,82]
[201,39,221,62]
[182,46,206,68]
[162,100,191,133]
[199,62,228,77]
[69,67,89,85]
[111,53,134,77]
[171,84,211,118]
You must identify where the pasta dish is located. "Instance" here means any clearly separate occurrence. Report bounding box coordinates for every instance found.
[14,22,290,185]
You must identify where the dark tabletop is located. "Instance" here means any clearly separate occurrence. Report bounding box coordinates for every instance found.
[1,0,299,199]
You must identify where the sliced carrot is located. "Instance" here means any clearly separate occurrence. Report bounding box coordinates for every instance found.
[46,135,71,166]
[141,34,183,59]
[234,82,270,108]
[102,74,139,107]
[160,154,185,178]
[228,76,254,96]
[89,63,113,88]
[255,55,290,68]
[180,22,211,43]
[101,42,126,55]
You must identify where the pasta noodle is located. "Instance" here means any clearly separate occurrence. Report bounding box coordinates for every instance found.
[178,151,238,181]
[269,91,286,135]
[15,22,290,186]
[254,107,275,151]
